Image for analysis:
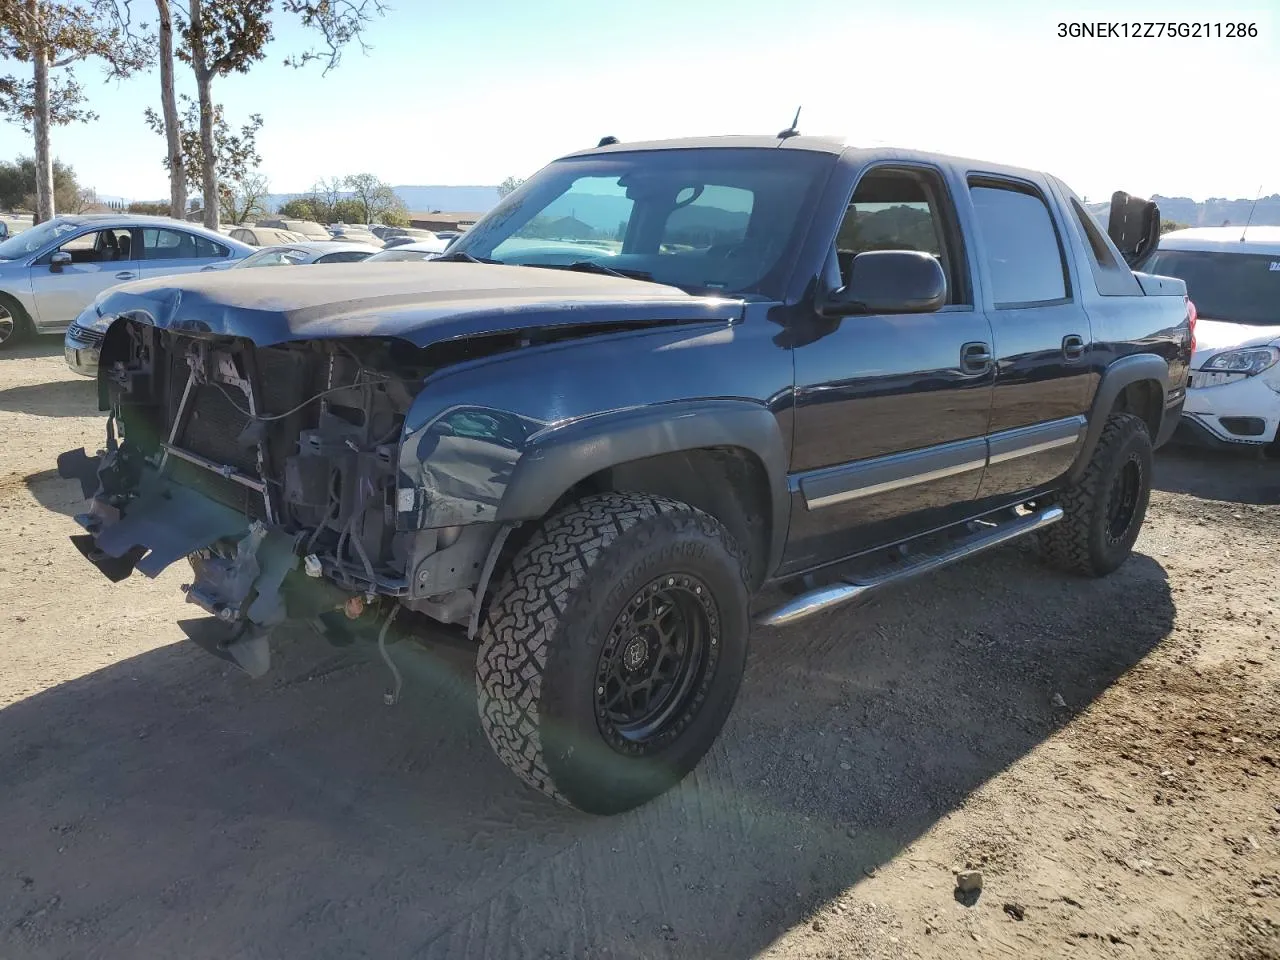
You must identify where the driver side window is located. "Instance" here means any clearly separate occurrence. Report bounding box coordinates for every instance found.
[837,168,969,305]
[50,228,133,265]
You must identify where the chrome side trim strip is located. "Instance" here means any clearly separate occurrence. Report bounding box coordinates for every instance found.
[987,432,1078,464]
[806,457,986,509]
[986,415,1086,465]
[798,436,988,511]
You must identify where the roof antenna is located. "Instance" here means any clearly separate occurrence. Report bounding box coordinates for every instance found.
[597,136,620,147]
[777,106,801,140]
[1240,184,1262,241]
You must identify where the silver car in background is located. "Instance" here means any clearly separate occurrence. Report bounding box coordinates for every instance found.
[0,213,252,350]
[230,240,381,268]
[362,238,448,261]
[63,239,381,377]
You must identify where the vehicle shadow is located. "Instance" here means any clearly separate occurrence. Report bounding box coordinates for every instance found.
[1155,446,1280,505]
[0,543,1174,960]
[19,467,85,517]
[0,378,99,419]
[0,336,64,362]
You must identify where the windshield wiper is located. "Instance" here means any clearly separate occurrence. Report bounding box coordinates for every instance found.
[542,260,660,284]
[434,250,500,264]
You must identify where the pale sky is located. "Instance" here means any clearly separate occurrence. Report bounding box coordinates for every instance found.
[1,0,1276,202]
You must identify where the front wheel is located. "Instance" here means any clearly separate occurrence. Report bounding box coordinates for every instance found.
[475,493,751,814]
[0,297,32,350]
[1038,412,1153,577]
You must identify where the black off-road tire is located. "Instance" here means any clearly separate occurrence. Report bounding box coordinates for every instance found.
[475,492,751,815]
[1038,412,1153,577]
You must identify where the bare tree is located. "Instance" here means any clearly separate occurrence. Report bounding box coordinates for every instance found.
[497,175,524,198]
[0,0,149,221]
[218,168,266,223]
[344,171,403,224]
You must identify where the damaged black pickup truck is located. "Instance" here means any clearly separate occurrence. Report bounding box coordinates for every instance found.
[61,134,1192,814]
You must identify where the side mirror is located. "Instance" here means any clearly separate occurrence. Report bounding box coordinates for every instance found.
[820,250,946,317]
[49,251,72,273]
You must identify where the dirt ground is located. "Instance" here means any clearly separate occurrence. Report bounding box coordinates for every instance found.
[1,340,1277,960]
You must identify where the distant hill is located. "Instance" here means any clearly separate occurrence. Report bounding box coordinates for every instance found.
[265,185,502,216]
[1086,194,1280,229]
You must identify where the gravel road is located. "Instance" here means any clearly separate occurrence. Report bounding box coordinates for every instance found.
[1,341,1277,959]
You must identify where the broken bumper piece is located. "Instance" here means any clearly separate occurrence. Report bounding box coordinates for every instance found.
[58,448,299,678]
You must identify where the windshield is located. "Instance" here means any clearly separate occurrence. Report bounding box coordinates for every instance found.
[449,148,833,297]
[0,217,83,260]
[1145,249,1280,325]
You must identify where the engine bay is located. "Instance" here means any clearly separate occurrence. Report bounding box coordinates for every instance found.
[58,318,491,675]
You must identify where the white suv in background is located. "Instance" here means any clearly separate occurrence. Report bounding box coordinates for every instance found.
[1145,227,1280,452]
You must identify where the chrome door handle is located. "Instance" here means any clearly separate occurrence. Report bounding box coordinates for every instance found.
[115,271,136,280]
[960,341,994,374]
[1062,334,1086,361]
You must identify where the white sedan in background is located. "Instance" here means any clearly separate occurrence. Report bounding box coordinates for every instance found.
[1145,227,1280,452]
[363,238,448,262]
[228,240,381,269]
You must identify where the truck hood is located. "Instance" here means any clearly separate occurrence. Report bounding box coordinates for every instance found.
[1191,318,1280,367]
[90,262,744,348]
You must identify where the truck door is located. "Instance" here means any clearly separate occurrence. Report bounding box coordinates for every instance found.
[962,176,1094,502]
[784,164,995,572]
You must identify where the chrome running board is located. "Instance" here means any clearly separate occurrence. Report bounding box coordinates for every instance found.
[756,506,1064,629]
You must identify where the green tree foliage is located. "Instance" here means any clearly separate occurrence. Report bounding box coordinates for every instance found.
[277,196,320,221]
[127,199,172,216]
[0,153,83,210]
[143,93,261,195]
[283,173,406,225]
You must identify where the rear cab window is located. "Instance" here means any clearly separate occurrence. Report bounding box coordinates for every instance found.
[967,178,1070,307]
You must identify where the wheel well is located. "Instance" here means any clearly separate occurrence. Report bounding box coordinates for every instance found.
[0,291,31,326]
[1113,379,1162,439]
[529,447,773,589]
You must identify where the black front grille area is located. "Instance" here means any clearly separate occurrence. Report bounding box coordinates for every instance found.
[159,337,315,516]
[183,383,258,472]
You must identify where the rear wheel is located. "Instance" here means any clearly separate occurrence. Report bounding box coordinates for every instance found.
[0,297,32,350]
[1038,413,1153,577]
[475,492,751,814]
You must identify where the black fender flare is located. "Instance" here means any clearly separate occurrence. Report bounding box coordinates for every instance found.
[495,399,791,576]
[1067,353,1169,483]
